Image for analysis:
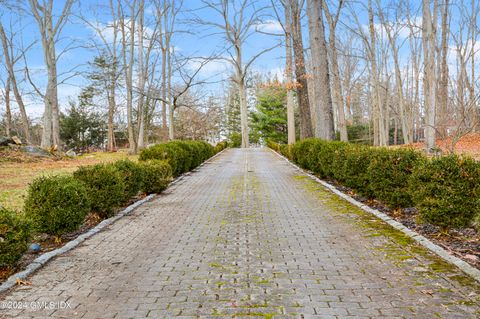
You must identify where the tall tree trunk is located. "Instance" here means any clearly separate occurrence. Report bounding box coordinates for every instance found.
[423,0,437,151]
[137,0,146,150]
[42,39,59,148]
[121,0,137,153]
[167,43,174,140]
[469,0,477,131]
[368,0,386,146]
[104,0,118,152]
[376,2,412,144]
[107,93,115,151]
[4,76,11,137]
[238,77,249,148]
[307,0,335,140]
[29,0,71,149]
[169,102,174,140]
[49,47,60,148]
[0,24,30,142]
[41,37,54,148]
[323,1,347,141]
[438,0,449,137]
[284,4,296,145]
[161,46,168,136]
[407,17,421,142]
[291,0,313,139]
[160,0,168,138]
[235,42,249,148]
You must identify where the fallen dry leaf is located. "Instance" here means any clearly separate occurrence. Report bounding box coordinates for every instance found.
[15,278,31,286]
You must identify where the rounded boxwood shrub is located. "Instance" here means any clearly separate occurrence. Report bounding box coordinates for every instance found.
[73,164,125,218]
[295,139,348,179]
[0,207,30,267]
[336,145,377,198]
[112,160,143,202]
[139,160,173,194]
[139,143,187,177]
[24,176,90,235]
[214,141,228,153]
[200,141,215,159]
[291,138,319,170]
[139,140,214,177]
[170,141,196,171]
[409,155,480,230]
[367,148,424,208]
[279,144,291,159]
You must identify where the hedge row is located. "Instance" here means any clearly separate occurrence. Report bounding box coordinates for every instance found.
[270,138,480,231]
[0,140,226,268]
[139,140,218,177]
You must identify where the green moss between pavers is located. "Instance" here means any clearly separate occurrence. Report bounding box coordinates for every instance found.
[292,174,480,296]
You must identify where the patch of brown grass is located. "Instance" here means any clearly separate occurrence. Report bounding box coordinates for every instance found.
[0,149,137,211]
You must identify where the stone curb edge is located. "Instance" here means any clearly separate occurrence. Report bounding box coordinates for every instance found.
[269,148,480,283]
[0,148,227,294]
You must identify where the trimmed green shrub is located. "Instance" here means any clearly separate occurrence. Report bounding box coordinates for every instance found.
[73,164,125,218]
[271,138,480,231]
[335,145,377,198]
[279,144,291,159]
[291,138,319,169]
[201,141,216,159]
[170,141,195,171]
[139,140,214,177]
[0,208,30,267]
[24,176,90,235]
[410,155,480,230]
[291,139,349,179]
[367,148,424,208]
[112,160,143,202]
[266,140,280,152]
[139,143,186,176]
[139,160,173,194]
[214,141,228,153]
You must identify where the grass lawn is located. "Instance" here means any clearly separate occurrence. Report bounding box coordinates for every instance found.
[0,149,137,211]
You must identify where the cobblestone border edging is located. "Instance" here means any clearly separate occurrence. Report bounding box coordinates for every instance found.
[269,148,480,283]
[0,148,226,294]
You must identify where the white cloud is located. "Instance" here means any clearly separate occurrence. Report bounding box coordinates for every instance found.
[187,58,232,77]
[256,20,283,34]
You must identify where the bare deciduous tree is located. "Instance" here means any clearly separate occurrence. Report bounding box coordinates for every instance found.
[422,0,438,151]
[194,0,279,148]
[28,0,74,149]
[307,0,335,140]
[270,0,296,144]
[376,0,413,144]
[119,0,137,153]
[80,0,122,152]
[0,21,31,142]
[286,0,313,139]
[1,76,12,137]
[323,0,347,141]
[156,0,182,141]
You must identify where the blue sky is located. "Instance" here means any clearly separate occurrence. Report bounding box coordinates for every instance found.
[0,0,290,120]
[2,0,476,122]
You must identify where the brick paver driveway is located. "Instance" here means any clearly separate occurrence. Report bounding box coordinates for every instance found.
[1,148,479,318]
